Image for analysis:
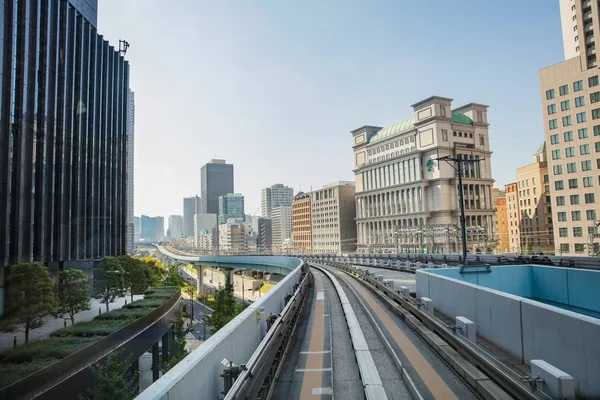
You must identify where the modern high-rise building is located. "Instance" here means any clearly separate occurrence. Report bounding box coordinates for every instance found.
[261,184,294,218]
[134,216,141,239]
[126,90,135,253]
[218,193,245,224]
[194,213,218,250]
[352,96,495,254]
[168,215,183,240]
[201,159,234,214]
[292,192,312,253]
[540,0,600,255]
[0,0,131,314]
[271,206,293,250]
[253,217,272,251]
[183,196,201,237]
[310,182,357,254]
[140,216,165,242]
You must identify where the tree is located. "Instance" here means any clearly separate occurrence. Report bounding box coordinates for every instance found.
[161,311,188,373]
[7,262,56,344]
[184,284,195,326]
[210,275,237,334]
[525,238,533,255]
[94,257,126,312]
[164,264,183,287]
[140,256,166,286]
[119,256,149,302]
[56,269,91,325]
[81,350,137,400]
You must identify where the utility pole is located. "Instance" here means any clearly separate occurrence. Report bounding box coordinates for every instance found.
[435,151,483,265]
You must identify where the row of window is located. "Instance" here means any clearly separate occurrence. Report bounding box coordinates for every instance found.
[550,143,598,159]
[368,136,415,156]
[369,147,416,164]
[547,92,600,116]
[554,176,594,190]
[549,125,600,144]
[559,243,586,253]
[548,111,599,129]
[546,76,599,100]
[558,221,597,238]
[556,193,596,206]
[552,159,598,175]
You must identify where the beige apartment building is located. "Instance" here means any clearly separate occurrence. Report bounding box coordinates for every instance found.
[539,0,600,255]
[310,182,357,254]
[352,96,496,254]
[515,144,554,254]
[505,182,521,253]
[291,192,312,253]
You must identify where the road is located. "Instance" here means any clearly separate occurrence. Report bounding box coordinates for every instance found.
[182,295,213,341]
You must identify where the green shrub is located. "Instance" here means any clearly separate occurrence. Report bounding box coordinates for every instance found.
[124,299,164,309]
[0,337,99,363]
[95,307,154,320]
[0,358,57,389]
[50,320,129,338]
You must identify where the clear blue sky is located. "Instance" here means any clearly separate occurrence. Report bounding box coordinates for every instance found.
[99,0,564,219]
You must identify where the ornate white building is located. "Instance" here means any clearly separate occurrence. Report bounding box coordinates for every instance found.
[352,96,496,253]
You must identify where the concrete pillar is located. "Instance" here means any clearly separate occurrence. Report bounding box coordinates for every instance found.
[162,331,169,363]
[152,342,159,382]
[531,360,575,400]
[196,265,204,298]
[455,316,476,342]
[415,157,421,180]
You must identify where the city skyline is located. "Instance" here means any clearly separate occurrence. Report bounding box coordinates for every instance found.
[98,0,563,218]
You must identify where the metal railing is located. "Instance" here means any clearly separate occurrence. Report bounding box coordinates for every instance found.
[1,289,181,400]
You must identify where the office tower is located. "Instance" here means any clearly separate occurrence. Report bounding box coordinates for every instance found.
[292,192,312,253]
[168,215,183,239]
[310,182,357,254]
[126,90,135,253]
[218,193,245,224]
[140,216,165,242]
[183,196,201,237]
[194,213,218,249]
[134,216,141,238]
[218,219,246,252]
[261,184,293,218]
[271,206,293,250]
[540,0,600,255]
[253,217,272,251]
[493,189,509,254]
[352,96,495,254]
[201,159,234,214]
[0,0,131,314]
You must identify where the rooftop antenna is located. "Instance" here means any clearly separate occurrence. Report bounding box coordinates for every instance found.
[119,40,129,56]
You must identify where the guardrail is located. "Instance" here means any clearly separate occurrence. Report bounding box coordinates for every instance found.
[319,261,551,400]
[224,265,310,399]
[1,289,181,400]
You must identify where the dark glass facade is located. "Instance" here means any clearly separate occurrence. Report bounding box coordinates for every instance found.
[0,0,130,276]
[201,160,234,214]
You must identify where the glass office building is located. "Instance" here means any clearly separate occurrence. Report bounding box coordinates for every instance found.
[0,0,131,313]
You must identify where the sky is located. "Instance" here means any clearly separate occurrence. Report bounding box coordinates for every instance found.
[98,0,564,220]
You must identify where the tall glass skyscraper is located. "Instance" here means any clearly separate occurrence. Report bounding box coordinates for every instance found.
[201,159,234,214]
[0,0,131,312]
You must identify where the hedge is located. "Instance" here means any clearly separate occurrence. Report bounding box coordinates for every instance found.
[0,337,99,364]
[50,320,129,338]
[94,307,155,321]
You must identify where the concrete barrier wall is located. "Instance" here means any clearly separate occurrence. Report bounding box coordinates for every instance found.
[417,269,600,398]
[135,261,303,400]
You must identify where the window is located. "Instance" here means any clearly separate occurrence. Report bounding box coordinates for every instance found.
[386,144,390,150]
[582,160,592,170]
[550,134,560,144]
[552,149,561,160]
[585,193,595,203]
[556,196,565,205]
[440,106,446,117]
[566,146,575,157]
[593,108,600,120]
[584,176,593,187]
[592,92,600,103]
[590,75,599,87]
[569,178,578,189]
[564,131,574,141]
[574,227,583,237]
[577,112,587,123]
[545,184,550,192]
[574,80,584,91]
[555,180,564,190]
[579,128,588,138]
[562,115,572,126]
[477,111,482,122]
[547,104,556,114]
[580,144,591,154]
[576,96,585,107]
[567,162,577,173]
[410,136,414,142]
[452,131,456,137]
[570,194,580,205]
[546,89,555,100]
[559,85,569,96]
[553,165,563,175]
[442,129,448,141]
[595,125,600,136]
[587,209,597,220]
[572,211,581,221]
[560,244,570,253]
[575,244,585,253]
[559,228,569,237]
[561,100,571,111]
[479,135,484,146]
[558,211,567,221]
[549,119,558,129]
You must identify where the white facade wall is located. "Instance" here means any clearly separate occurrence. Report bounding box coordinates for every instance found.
[271,206,292,250]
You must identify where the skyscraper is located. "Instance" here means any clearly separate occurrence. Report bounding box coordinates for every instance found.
[183,196,201,237]
[271,206,293,250]
[126,90,135,253]
[0,0,131,314]
[540,0,600,255]
[140,216,164,242]
[201,159,234,214]
[168,215,183,239]
[254,217,273,251]
[261,184,294,218]
[218,193,245,224]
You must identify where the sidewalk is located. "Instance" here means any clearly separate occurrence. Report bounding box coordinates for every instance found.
[0,294,144,352]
